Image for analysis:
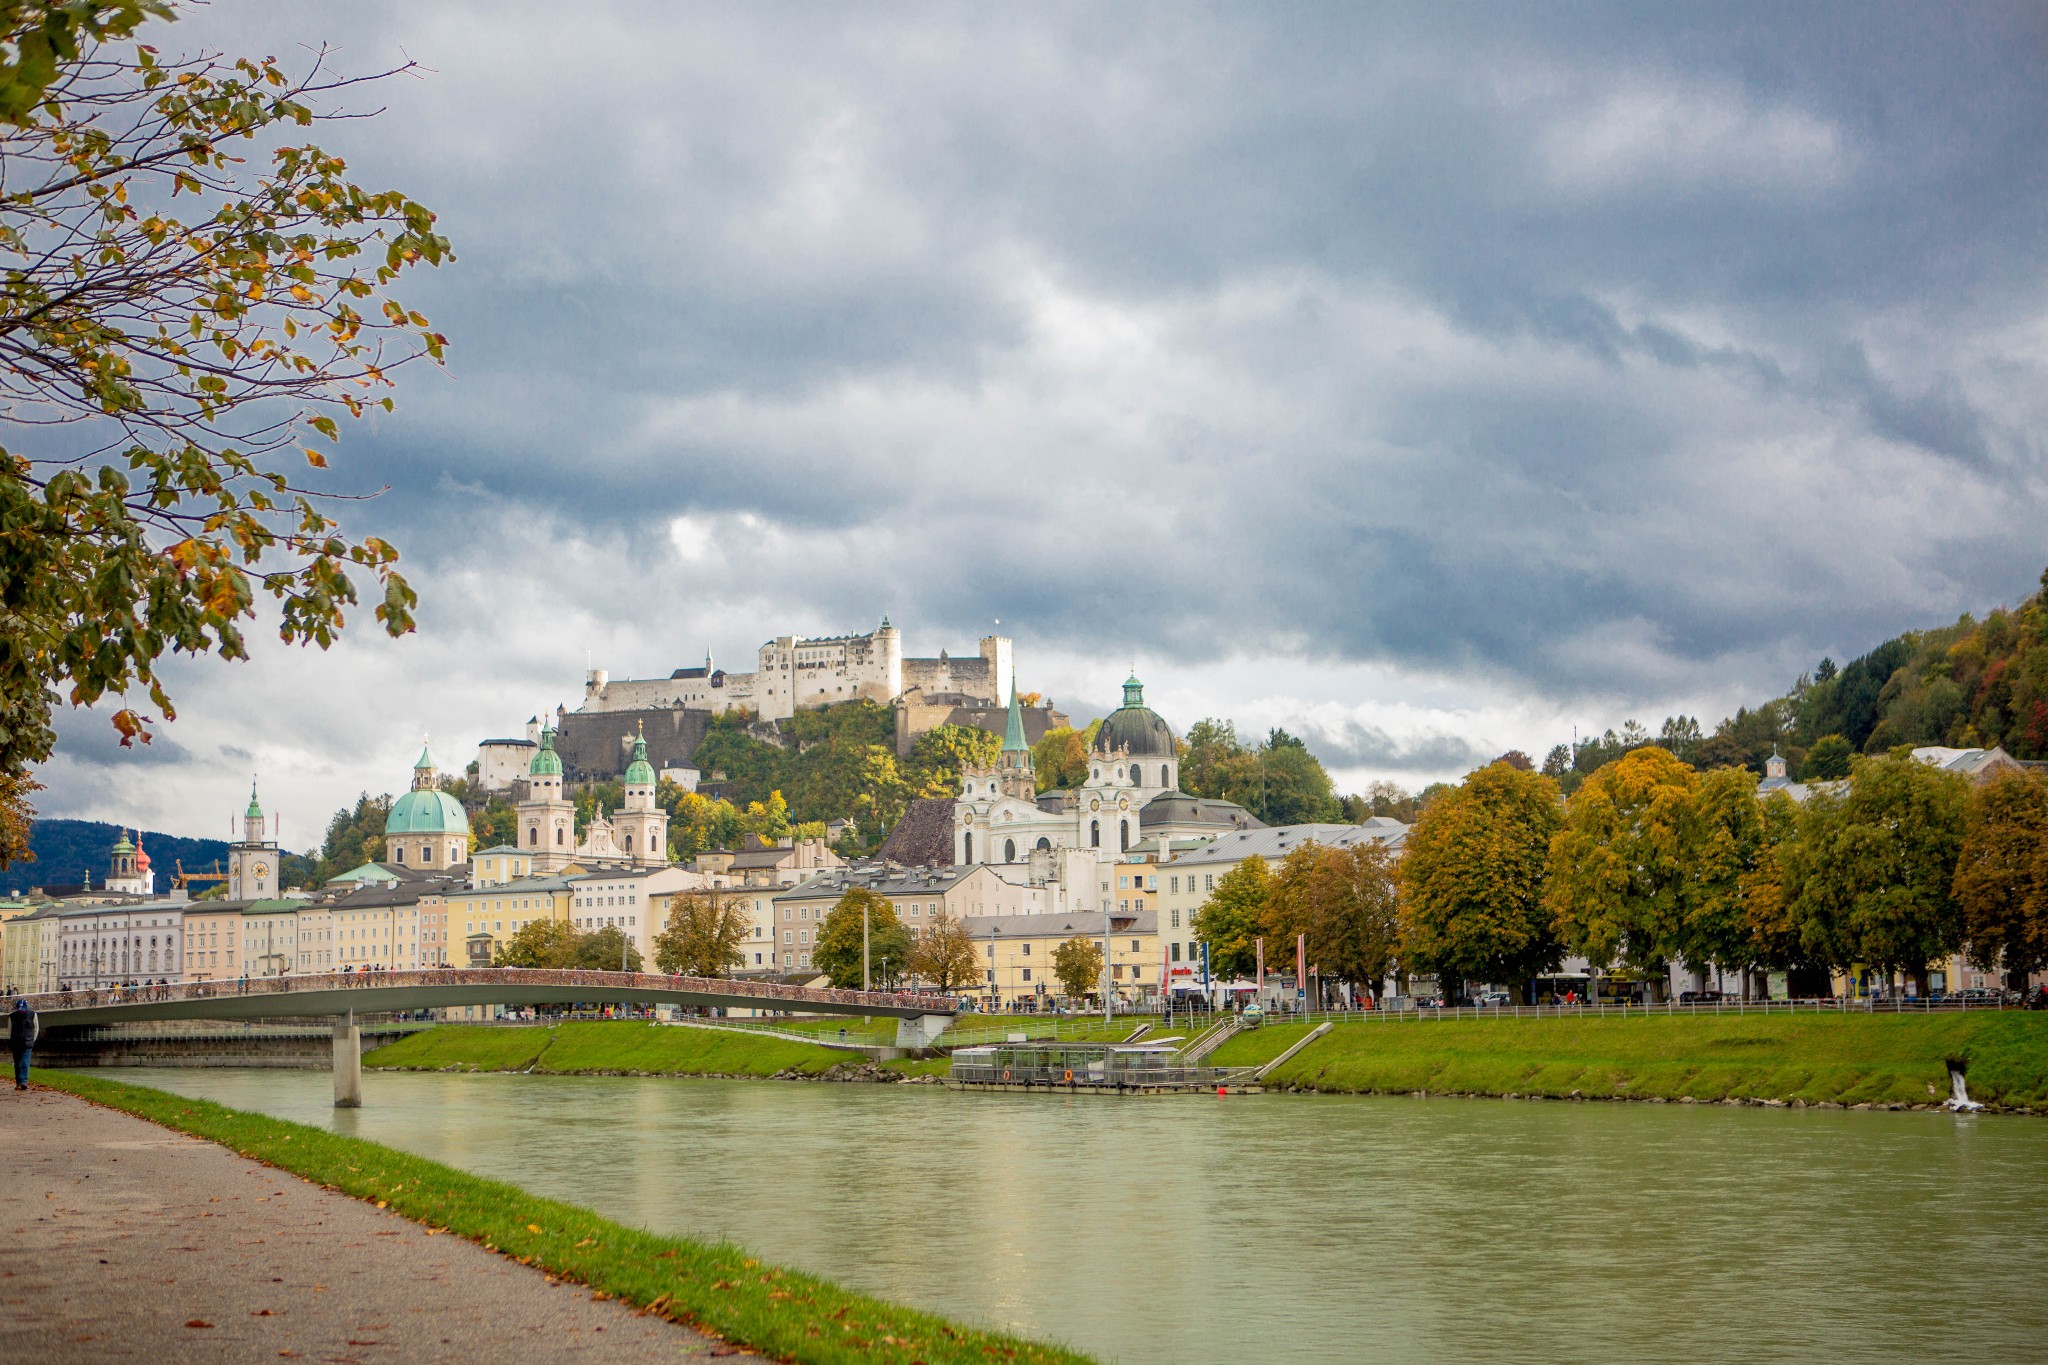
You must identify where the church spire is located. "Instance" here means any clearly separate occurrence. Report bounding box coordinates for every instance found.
[1002,676,1028,754]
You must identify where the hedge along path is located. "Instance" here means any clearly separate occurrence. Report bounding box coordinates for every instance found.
[38,1071,1094,1365]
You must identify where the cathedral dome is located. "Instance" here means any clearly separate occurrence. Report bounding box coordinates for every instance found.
[1094,674,1175,759]
[384,788,470,836]
[624,726,655,786]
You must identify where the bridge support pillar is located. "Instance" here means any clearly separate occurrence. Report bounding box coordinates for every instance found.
[894,1014,950,1050]
[332,1010,362,1108]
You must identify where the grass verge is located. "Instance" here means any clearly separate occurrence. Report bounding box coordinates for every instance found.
[1211,1011,2048,1110]
[367,1021,849,1077]
[36,1069,1091,1365]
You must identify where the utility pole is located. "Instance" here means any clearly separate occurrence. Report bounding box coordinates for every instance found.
[1102,907,1112,1026]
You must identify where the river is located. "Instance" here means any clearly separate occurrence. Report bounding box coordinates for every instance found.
[110,1069,2048,1363]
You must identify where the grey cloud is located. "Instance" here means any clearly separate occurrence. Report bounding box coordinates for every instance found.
[38,1,2048,831]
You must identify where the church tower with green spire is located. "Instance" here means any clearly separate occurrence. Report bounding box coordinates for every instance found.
[228,777,280,901]
[994,677,1036,799]
[612,721,670,868]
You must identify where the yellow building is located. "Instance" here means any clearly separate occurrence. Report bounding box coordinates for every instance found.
[2,905,59,994]
[446,871,578,967]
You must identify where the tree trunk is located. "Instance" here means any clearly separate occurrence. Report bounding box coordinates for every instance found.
[1912,967,1931,999]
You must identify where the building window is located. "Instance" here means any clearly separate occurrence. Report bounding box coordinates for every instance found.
[1022,942,1031,956]
[1171,908,1180,928]
[1205,874,1214,891]
[1021,967,1032,982]
[1004,838,1016,863]
[1120,821,1130,851]
[1172,942,1182,962]
[1089,821,1100,849]
[1161,764,1170,787]
[964,832,974,862]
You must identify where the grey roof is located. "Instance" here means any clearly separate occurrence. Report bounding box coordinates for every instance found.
[1161,821,1408,868]
[1138,791,1264,831]
[479,738,536,748]
[775,865,975,903]
[1094,704,1175,759]
[960,909,1158,937]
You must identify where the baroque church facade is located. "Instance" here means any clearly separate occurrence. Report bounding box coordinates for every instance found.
[952,675,1258,867]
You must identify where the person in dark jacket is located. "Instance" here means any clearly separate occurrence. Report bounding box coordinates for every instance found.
[8,999,37,1090]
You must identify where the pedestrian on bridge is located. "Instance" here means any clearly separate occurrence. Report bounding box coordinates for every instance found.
[8,998,37,1091]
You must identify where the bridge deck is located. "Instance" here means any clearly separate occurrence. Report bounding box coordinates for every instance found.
[25,968,959,1028]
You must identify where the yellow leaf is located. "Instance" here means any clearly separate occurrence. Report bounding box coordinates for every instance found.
[303,449,327,468]
[526,1223,543,1234]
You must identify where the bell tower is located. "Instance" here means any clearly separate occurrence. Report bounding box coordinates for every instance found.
[612,722,669,867]
[518,726,577,871]
[227,779,280,901]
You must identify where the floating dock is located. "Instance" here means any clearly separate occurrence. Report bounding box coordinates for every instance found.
[948,1042,1262,1094]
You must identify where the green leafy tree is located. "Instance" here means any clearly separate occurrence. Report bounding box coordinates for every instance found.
[570,925,642,973]
[1193,855,1271,979]
[494,918,576,968]
[1398,761,1563,1000]
[1547,746,1700,981]
[1680,765,1772,983]
[1801,734,1854,781]
[814,887,910,989]
[1051,935,1103,1000]
[1790,752,1970,996]
[1255,728,1342,824]
[0,19,450,858]
[1952,768,2048,989]
[1030,726,1089,792]
[907,725,1000,790]
[652,891,749,977]
[303,792,392,884]
[1265,841,1399,1000]
[906,907,981,992]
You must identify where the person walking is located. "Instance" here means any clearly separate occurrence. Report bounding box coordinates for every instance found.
[8,998,38,1091]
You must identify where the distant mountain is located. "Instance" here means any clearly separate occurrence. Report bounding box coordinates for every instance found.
[11,819,231,895]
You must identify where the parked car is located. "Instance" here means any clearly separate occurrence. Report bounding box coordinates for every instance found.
[1677,990,1725,1005]
[1476,992,1512,1007]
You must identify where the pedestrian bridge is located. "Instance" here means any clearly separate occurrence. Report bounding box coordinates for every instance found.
[25,969,961,1105]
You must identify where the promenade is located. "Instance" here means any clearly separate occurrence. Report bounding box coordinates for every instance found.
[0,1088,732,1362]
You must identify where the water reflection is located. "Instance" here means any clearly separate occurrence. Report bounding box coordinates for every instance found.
[116,1070,2048,1364]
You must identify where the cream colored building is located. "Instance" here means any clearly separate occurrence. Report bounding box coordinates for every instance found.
[2,905,59,994]
[960,910,1160,1009]
[182,903,244,981]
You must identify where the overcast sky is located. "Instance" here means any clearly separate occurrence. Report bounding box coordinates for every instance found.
[38,1,2048,849]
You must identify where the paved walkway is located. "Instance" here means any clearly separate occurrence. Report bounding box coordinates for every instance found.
[0,1087,729,1362]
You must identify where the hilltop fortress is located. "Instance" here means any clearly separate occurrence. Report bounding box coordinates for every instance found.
[578,618,1011,723]
[478,620,1064,786]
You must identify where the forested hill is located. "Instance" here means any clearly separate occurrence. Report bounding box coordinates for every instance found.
[1555,566,2048,788]
[12,819,231,894]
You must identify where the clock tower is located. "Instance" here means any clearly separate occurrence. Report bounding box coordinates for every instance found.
[228,779,280,901]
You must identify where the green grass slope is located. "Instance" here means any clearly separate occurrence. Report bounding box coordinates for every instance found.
[366,1021,850,1077]
[38,1071,1091,1365]
[363,1024,555,1072]
[1214,1012,2048,1111]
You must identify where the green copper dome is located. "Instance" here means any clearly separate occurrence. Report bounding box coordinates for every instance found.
[245,780,264,820]
[530,726,564,777]
[111,829,134,856]
[624,726,655,786]
[384,787,471,836]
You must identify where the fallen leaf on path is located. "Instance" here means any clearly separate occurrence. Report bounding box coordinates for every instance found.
[184,1319,214,1329]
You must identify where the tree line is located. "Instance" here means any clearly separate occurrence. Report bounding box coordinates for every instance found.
[1544,566,2048,793]
[1190,750,2048,1002]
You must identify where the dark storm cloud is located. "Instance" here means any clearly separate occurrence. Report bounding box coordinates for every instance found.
[160,1,2048,700]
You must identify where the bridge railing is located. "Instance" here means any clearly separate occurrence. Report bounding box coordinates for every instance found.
[21,968,960,1017]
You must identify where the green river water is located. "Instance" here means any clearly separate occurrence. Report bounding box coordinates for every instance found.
[111,1068,2048,1363]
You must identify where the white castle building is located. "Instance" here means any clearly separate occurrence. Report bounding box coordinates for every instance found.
[578,618,1012,722]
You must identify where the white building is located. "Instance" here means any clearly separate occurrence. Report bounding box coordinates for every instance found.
[578,619,1012,723]
[57,899,188,988]
[952,676,1260,867]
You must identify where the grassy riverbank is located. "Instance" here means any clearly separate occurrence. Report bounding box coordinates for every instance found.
[367,1020,858,1076]
[1210,1011,2048,1110]
[36,1070,1091,1365]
